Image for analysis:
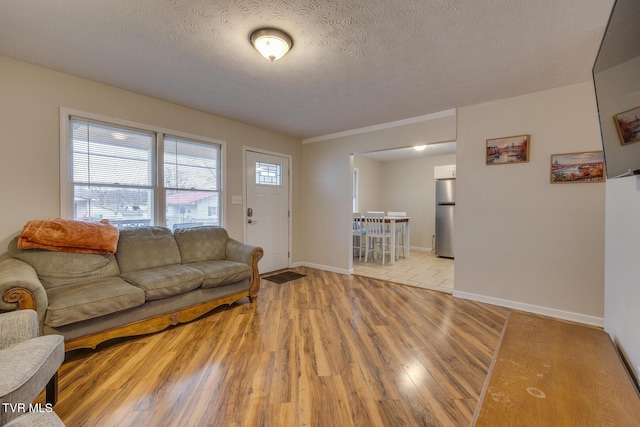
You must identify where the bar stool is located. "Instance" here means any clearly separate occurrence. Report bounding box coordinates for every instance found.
[387,211,407,260]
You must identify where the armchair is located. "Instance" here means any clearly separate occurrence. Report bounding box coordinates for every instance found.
[0,310,64,426]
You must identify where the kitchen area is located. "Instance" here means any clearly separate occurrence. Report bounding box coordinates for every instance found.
[351,143,456,293]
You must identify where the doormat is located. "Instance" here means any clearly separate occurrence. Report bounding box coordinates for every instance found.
[263,271,306,284]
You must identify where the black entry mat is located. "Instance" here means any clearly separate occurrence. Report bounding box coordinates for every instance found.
[263,271,306,284]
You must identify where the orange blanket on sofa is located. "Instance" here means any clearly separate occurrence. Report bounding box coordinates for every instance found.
[18,218,119,254]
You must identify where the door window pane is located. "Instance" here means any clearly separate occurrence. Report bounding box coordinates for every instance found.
[255,161,281,186]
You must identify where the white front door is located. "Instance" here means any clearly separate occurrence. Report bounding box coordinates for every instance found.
[245,150,290,273]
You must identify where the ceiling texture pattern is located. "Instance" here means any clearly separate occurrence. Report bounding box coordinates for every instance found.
[0,0,614,139]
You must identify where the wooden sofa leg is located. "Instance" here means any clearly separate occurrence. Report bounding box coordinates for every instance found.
[46,372,58,406]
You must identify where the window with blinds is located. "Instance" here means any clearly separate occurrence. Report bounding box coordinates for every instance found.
[163,136,220,229]
[65,113,222,230]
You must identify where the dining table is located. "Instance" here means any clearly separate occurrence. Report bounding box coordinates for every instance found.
[356,215,411,265]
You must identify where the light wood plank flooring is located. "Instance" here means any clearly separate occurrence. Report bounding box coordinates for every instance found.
[40,268,506,426]
[353,249,454,293]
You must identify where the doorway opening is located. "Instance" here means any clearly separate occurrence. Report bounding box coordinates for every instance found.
[350,142,456,293]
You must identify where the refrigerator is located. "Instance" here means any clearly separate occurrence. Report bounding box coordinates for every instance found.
[435,179,455,258]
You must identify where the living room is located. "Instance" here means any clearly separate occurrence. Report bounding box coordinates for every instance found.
[1,1,639,425]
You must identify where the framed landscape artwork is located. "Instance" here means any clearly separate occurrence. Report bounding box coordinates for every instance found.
[486,135,530,165]
[550,151,605,183]
[614,106,640,145]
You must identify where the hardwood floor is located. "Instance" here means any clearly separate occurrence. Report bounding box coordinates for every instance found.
[39,268,509,426]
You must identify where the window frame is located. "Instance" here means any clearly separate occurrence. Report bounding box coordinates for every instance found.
[352,167,359,213]
[60,108,226,228]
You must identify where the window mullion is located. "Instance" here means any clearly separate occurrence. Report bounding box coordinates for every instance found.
[156,133,165,227]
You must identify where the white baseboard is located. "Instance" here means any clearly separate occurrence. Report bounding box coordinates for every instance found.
[453,290,604,327]
[410,246,432,252]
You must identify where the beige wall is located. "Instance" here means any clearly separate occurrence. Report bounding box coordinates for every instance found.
[301,113,457,272]
[380,154,456,249]
[354,153,456,249]
[0,56,302,259]
[455,82,605,322]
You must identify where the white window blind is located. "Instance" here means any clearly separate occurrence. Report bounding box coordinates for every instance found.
[164,136,221,229]
[68,117,155,228]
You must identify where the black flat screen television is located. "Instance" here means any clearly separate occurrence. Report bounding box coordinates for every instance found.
[593,0,640,179]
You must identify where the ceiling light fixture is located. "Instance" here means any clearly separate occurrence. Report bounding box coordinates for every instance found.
[250,28,293,62]
[413,145,427,151]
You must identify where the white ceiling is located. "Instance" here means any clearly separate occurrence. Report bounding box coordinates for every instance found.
[0,0,614,139]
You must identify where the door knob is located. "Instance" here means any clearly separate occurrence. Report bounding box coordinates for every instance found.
[248,219,258,224]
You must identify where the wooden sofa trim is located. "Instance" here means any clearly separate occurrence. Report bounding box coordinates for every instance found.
[64,289,253,351]
[3,287,36,310]
[4,248,264,352]
[248,248,264,302]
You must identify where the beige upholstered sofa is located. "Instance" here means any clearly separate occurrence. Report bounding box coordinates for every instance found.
[0,226,263,351]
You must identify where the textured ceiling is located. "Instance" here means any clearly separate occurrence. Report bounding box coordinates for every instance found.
[0,0,615,139]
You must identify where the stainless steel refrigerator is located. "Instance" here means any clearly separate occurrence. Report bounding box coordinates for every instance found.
[435,179,455,258]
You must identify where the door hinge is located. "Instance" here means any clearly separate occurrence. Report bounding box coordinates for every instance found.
[288,251,290,258]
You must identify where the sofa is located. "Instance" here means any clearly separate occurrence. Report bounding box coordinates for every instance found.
[0,226,263,352]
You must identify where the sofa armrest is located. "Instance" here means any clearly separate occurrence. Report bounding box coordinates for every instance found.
[225,239,261,266]
[0,258,48,330]
[0,309,39,350]
[225,239,263,300]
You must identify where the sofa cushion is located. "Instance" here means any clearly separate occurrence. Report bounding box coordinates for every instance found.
[7,237,120,289]
[173,226,228,263]
[188,260,252,288]
[115,227,181,273]
[120,264,204,300]
[45,277,145,328]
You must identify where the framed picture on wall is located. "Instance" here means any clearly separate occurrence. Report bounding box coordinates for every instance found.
[613,106,640,146]
[550,151,605,183]
[486,135,530,165]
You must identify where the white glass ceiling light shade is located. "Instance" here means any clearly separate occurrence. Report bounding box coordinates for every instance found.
[250,28,292,62]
